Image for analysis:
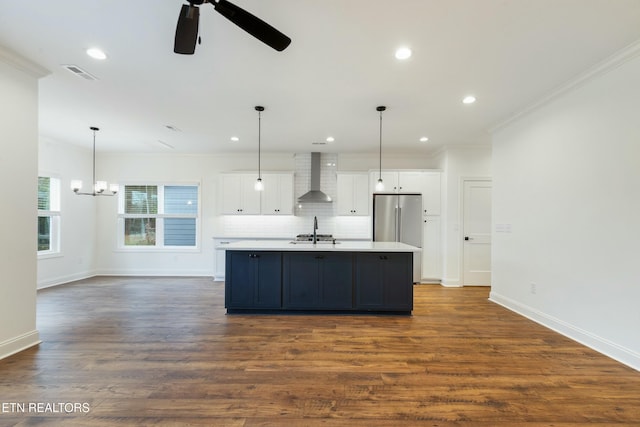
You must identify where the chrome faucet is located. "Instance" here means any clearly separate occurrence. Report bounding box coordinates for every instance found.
[313,216,318,244]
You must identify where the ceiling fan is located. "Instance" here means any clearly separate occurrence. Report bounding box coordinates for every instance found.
[174,0,292,54]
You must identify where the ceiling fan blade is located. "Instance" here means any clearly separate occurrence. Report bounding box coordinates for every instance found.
[174,4,200,54]
[213,0,291,51]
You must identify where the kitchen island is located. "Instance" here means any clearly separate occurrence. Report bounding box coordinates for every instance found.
[224,240,418,314]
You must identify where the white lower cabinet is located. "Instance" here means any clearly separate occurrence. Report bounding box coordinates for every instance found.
[214,238,242,281]
[421,216,442,281]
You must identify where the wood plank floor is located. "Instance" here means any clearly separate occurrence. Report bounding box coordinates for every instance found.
[1,276,639,426]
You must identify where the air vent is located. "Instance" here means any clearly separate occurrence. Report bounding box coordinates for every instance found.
[62,64,98,81]
[311,142,327,145]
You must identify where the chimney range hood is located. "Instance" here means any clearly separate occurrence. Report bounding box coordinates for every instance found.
[297,152,332,203]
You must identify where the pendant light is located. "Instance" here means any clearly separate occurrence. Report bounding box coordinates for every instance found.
[254,106,265,191]
[375,106,386,191]
[70,127,118,196]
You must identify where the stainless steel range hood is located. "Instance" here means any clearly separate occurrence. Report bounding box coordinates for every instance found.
[297,152,332,203]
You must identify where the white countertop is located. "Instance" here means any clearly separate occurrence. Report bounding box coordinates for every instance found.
[222,240,420,252]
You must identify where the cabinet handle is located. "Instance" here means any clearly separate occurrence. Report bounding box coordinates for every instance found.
[315,255,324,259]
[379,255,388,260]
[249,254,261,258]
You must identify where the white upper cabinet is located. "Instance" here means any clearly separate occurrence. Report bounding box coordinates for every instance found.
[370,171,429,193]
[369,170,441,215]
[397,172,424,193]
[261,173,294,215]
[370,171,398,193]
[220,174,261,215]
[336,173,370,216]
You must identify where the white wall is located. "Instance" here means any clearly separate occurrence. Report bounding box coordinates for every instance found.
[491,49,640,369]
[28,149,439,277]
[93,152,296,276]
[38,139,96,288]
[0,46,48,359]
[440,146,492,287]
[36,142,482,283]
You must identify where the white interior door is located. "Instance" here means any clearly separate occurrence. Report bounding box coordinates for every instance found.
[462,179,492,286]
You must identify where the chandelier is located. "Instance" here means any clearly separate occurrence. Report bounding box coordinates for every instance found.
[70,127,118,196]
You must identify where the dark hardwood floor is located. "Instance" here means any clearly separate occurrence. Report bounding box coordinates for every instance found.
[0,276,639,426]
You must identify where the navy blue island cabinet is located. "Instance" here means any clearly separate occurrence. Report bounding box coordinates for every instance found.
[225,249,413,314]
[283,252,354,310]
[224,251,282,309]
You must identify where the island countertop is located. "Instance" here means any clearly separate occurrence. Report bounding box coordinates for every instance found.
[222,240,420,252]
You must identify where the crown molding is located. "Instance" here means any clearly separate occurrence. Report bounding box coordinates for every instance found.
[0,45,50,78]
[490,38,640,134]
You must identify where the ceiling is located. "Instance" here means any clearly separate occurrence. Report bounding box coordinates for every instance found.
[1,1,640,155]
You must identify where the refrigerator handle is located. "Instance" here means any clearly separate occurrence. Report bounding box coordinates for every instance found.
[397,206,402,242]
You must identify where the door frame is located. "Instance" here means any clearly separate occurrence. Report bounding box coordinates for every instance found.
[459,177,492,287]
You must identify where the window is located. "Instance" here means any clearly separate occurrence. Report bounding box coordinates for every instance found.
[119,184,199,249]
[38,176,61,254]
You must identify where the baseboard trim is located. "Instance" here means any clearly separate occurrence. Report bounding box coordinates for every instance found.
[440,278,462,287]
[489,291,640,372]
[0,330,41,360]
[38,271,96,290]
[96,269,214,277]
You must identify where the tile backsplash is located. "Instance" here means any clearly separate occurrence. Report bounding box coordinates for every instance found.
[294,152,337,218]
[215,214,371,239]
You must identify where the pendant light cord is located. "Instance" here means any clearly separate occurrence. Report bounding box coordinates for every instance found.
[257,109,262,180]
[92,128,97,190]
[378,110,382,180]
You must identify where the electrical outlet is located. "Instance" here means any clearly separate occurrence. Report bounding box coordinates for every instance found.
[530,283,537,295]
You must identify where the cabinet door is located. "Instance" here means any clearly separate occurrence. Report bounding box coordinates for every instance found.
[283,252,353,309]
[337,173,369,216]
[221,174,243,214]
[370,171,398,193]
[355,253,412,311]
[319,253,353,309]
[220,174,261,215]
[225,251,281,309]
[336,174,355,215]
[283,253,319,308]
[422,172,441,215]
[262,174,293,215]
[397,172,424,193]
[240,175,261,214]
[422,217,442,280]
[352,174,370,215]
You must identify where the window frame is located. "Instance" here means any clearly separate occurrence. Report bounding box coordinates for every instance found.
[117,182,201,252]
[37,175,61,258]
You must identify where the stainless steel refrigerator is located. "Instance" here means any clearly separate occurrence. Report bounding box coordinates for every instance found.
[373,193,422,282]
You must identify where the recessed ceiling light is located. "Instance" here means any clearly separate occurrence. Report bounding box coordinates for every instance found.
[230,136,239,142]
[419,137,429,142]
[463,95,477,104]
[86,48,107,60]
[326,136,335,143]
[395,47,412,60]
